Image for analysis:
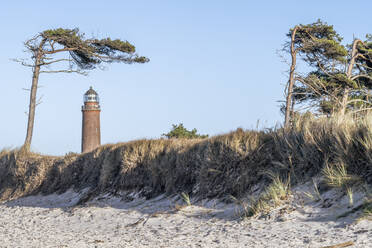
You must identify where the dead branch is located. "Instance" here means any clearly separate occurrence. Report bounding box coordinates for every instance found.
[44,47,78,54]
[320,241,354,248]
[347,99,372,105]
[40,69,88,75]
[11,58,34,67]
[39,58,73,66]
[351,74,372,81]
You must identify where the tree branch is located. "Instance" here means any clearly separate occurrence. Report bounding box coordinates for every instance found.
[351,74,372,81]
[350,107,372,114]
[24,34,42,51]
[295,76,343,105]
[40,69,88,75]
[11,58,34,67]
[347,99,372,105]
[39,59,73,66]
[355,63,372,70]
[44,47,78,54]
[36,95,43,107]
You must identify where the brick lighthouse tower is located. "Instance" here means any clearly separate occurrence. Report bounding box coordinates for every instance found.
[81,86,101,153]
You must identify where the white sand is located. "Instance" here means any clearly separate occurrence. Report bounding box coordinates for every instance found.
[0,185,371,248]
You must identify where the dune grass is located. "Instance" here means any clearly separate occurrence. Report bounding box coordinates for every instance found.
[240,174,291,217]
[180,192,191,206]
[0,113,371,217]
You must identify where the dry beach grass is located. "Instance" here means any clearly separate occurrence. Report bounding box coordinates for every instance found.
[1,113,371,203]
[0,113,371,247]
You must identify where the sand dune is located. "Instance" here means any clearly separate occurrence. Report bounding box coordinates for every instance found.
[0,185,371,248]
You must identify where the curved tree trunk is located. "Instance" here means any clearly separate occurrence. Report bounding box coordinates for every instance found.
[284,26,298,128]
[23,57,41,152]
[339,39,362,116]
[23,38,47,152]
[339,88,350,116]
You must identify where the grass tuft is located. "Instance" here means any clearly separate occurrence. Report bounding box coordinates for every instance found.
[180,192,191,206]
[242,175,292,217]
[322,162,354,188]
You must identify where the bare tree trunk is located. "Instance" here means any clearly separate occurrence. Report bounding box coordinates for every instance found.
[284,26,298,128]
[290,95,296,121]
[339,39,361,116]
[339,88,350,116]
[23,56,41,152]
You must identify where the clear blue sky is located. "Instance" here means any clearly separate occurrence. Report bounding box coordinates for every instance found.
[1,0,371,155]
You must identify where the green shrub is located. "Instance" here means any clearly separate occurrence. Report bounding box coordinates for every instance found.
[162,123,208,139]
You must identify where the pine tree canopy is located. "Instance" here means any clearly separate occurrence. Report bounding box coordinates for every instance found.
[38,28,149,70]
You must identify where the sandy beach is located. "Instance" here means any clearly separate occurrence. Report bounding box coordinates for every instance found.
[0,185,370,248]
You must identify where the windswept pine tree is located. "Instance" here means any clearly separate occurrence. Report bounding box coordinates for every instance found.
[14,28,149,151]
[283,20,372,123]
[283,20,347,127]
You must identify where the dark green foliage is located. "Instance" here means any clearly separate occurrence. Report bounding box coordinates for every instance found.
[355,34,372,88]
[288,19,347,66]
[293,71,353,114]
[162,123,208,139]
[41,28,149,70]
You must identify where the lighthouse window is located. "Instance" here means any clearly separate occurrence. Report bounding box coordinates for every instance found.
[84,94,99,102]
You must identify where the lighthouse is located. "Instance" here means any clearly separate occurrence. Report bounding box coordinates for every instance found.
[81,86,101,153]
